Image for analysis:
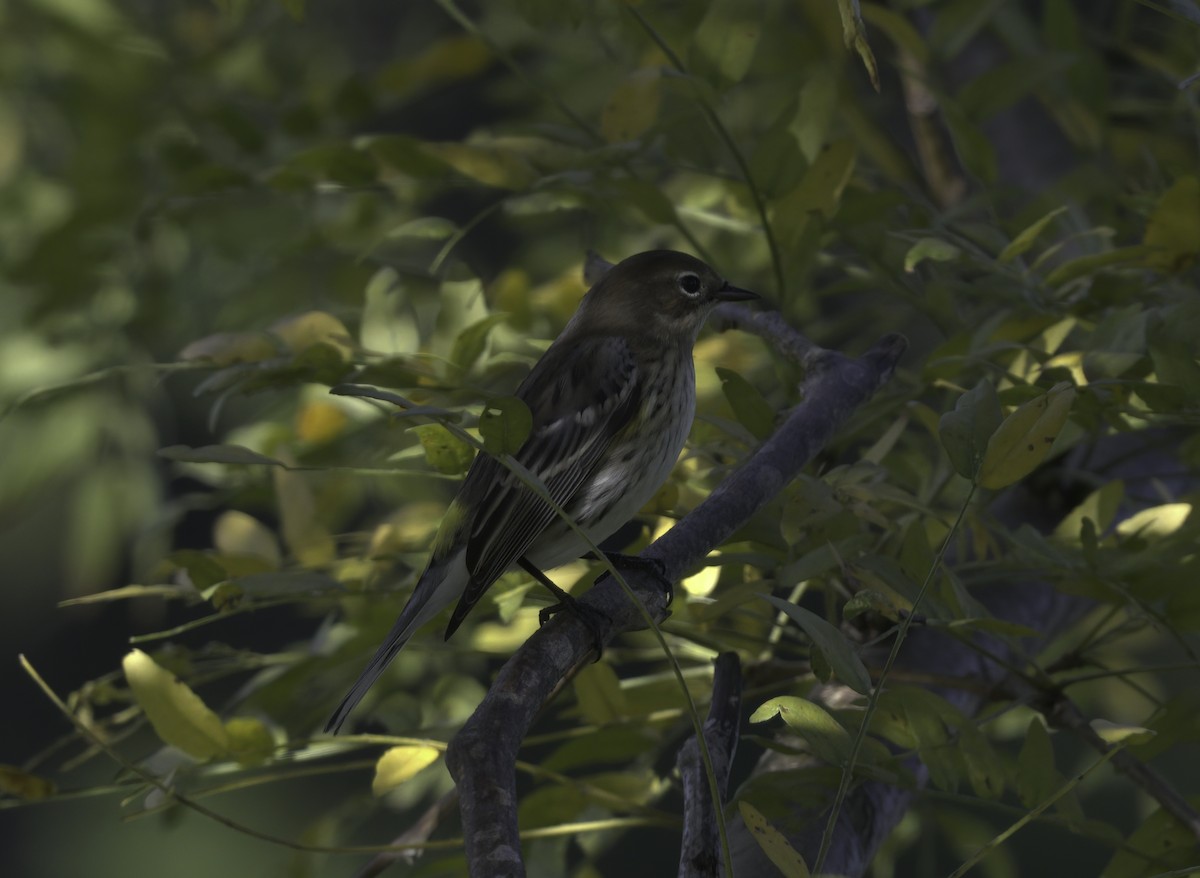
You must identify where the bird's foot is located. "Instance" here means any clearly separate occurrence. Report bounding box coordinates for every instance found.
[538,592,609,660]
[596,553,674,605]
[520,556,608,659]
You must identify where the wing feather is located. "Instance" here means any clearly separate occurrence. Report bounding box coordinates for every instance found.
[444,334,641,635]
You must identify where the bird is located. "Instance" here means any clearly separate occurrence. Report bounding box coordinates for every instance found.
[325,249,758,732]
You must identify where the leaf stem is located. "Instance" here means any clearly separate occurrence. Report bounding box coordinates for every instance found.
[813,483,977,874]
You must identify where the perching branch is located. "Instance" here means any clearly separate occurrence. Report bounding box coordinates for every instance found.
[678,652,744,878]
[443,298,907,876]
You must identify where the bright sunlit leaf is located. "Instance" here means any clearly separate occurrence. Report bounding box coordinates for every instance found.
[738,800,812,877]
[122,649,230,760]
[372,745,441,796]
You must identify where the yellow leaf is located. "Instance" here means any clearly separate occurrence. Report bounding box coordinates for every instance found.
[1115,503,1192,539]
[295,400,348,444]
[0,764,56,800]
[213,510,282,569]
[681,562,720,597]
[1090,719,1156,746]
[372,745,441,796]
[273,464,336,567]
[738,800,811,877]
[977,383,1075,489]
[600,68,662,143]
[413,423,475,475]
[269,311,354,360]
[122,649,229,760]
[422,141,536,189]
[693,0,761,86]
[224,717,275,766]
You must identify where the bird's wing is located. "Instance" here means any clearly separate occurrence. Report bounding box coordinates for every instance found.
[444,333,643,635]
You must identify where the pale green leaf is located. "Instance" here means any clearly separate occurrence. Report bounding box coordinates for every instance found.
[573,661,628,725]
[478,396,532,456]
[600,69,662,143]
[123,649,230,760]
[998,205,1068,263]
[905,237,961,272]
[977,383,1074,489]
[938,380,1002,480]
[750,696,852,765]
[762,596,872,694]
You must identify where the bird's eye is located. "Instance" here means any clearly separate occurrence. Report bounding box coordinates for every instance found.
[677,272,702,297]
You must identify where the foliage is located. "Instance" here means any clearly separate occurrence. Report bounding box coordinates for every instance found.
[2,1,1199,876]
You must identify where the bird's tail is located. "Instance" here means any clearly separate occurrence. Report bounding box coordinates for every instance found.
[324,551,467,733]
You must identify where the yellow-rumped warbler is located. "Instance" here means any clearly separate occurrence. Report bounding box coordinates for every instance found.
[326,250,757,732]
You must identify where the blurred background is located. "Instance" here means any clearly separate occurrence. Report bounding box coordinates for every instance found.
[2,0,1198,876]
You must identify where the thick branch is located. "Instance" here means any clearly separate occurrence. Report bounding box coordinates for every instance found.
[677,652,743,878]
[444,327,907,877]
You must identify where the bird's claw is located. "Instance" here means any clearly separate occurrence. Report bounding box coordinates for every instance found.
[539,597,609,661]
[597,554,675,604]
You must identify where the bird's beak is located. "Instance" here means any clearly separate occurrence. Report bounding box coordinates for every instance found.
[713,281,759,302]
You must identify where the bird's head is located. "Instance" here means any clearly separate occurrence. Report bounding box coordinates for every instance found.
[572,250,758,344]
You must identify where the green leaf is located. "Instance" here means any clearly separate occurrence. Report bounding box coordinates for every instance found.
[692,0,763,86]
[842,589,900,622]
[277,0,304,21]
[1101,805,1200,878]
[613,179,678,225]
[773,140,857,246]
[761,596,872,695]
[836,0,880,91]
[273,467,336,567]
[1143,175,1200,272]
[123,649,229,761]
[600,68,662,143]
[478,396,533,456]
[450,313,508,374]
[716,367,775,440]
[573,661,628,725]
[385,216,457,241]
[750,696,852,765]
[977,382,1074,489]
[938,380,1003,480]
[737,800,812,878]
[169,550,229,591]
[371,745,441,796]
[1016,718,1058,808]
[904,237,961,272]
[958,722,1006,798]
[999,205,1069,263]
[930,0,1007,58]
[1150,338,1200,401]
[1043,245,1148,287]
[414,423,475,475]
[861,4,928,65]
